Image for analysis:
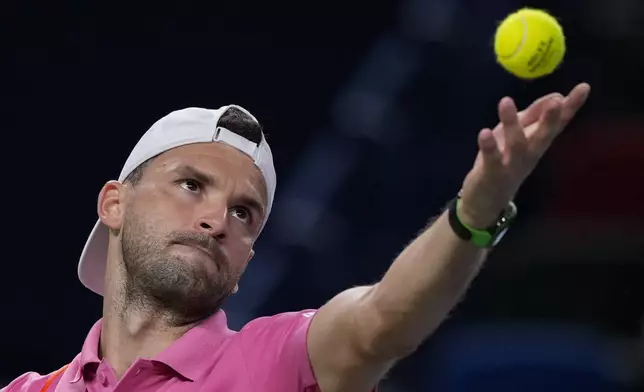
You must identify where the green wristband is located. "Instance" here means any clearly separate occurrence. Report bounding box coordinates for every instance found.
[455,199,494,247]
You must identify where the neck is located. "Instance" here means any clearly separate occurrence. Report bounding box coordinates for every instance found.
[100,295,195,379]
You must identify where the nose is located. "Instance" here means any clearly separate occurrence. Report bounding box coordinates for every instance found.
[195,204,228,241]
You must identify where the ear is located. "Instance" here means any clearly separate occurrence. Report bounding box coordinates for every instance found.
[98,181,125,231]
[233,249,255,295]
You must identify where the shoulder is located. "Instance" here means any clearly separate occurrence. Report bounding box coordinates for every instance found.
[240,309,317,337]
[1,371,53,392]
[1,361,75,392]
[236,310,319,390]
[238,309,318,355]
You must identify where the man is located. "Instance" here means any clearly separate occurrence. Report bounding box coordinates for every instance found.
[3,83,590,392]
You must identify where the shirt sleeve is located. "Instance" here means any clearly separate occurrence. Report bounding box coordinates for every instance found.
[239,309,319,391]
[1,372,49,392]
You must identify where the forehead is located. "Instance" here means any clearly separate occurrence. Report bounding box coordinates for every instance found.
[149,142,268,201]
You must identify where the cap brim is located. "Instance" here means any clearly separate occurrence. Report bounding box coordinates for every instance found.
[78,220,109,296]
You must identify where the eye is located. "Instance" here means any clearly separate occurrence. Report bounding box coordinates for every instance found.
[230,207,252,224]
[179,179,201,193]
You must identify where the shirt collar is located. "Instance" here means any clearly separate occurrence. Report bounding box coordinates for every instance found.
[155,311,233,381]
[71,311,232,383]
[70,319,103,383]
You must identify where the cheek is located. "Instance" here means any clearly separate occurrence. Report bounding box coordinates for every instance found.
[129,203,187,242]
[226,233,254,266]
[125,207,164,241]
[156,190,197,225]
[232,226,255,248]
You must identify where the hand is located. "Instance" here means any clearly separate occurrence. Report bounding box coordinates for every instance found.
[458,83,591,228]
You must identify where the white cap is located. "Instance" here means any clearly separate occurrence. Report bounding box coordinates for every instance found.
[78,105,276,296]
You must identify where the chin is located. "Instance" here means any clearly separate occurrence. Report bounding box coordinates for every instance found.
[166,254,221,283]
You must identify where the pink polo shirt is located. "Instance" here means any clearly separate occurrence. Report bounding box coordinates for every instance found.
[2,309,321,392]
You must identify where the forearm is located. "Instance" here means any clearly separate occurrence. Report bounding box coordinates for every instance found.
[309,85,590,392]
[360,210,487,357]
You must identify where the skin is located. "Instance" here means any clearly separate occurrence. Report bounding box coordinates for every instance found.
[95,83,590,391]
[98,142,267,378]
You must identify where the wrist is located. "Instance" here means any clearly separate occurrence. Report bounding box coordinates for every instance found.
[447,194,518,248]
[455,198,500,230]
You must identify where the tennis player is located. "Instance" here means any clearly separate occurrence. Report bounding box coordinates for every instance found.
[3,83,590,392]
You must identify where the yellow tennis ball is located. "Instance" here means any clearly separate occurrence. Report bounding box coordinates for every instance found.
[494,8,566,79]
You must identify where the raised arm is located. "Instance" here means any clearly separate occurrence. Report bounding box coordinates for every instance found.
[306,83,591,392]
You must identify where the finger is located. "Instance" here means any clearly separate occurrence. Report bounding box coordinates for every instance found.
[517,92,565,127]
[560,83,591,124]
[478,128,502,167]
[528,97,563,155]
[498,97,528,154]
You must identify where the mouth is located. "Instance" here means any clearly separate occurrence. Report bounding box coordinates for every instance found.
[172,241,215,260]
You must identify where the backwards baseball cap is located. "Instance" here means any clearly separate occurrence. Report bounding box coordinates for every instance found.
[78,105,276,296]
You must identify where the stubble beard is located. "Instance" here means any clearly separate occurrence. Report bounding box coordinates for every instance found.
[119,212,234,326]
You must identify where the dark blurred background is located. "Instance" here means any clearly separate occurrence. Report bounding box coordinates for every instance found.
[2,0,643,390]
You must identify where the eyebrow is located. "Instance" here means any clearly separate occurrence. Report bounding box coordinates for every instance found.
[174,164,266,217]
[175,164,215,187]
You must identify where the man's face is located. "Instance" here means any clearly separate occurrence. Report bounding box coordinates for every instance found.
[117,142,267,324]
